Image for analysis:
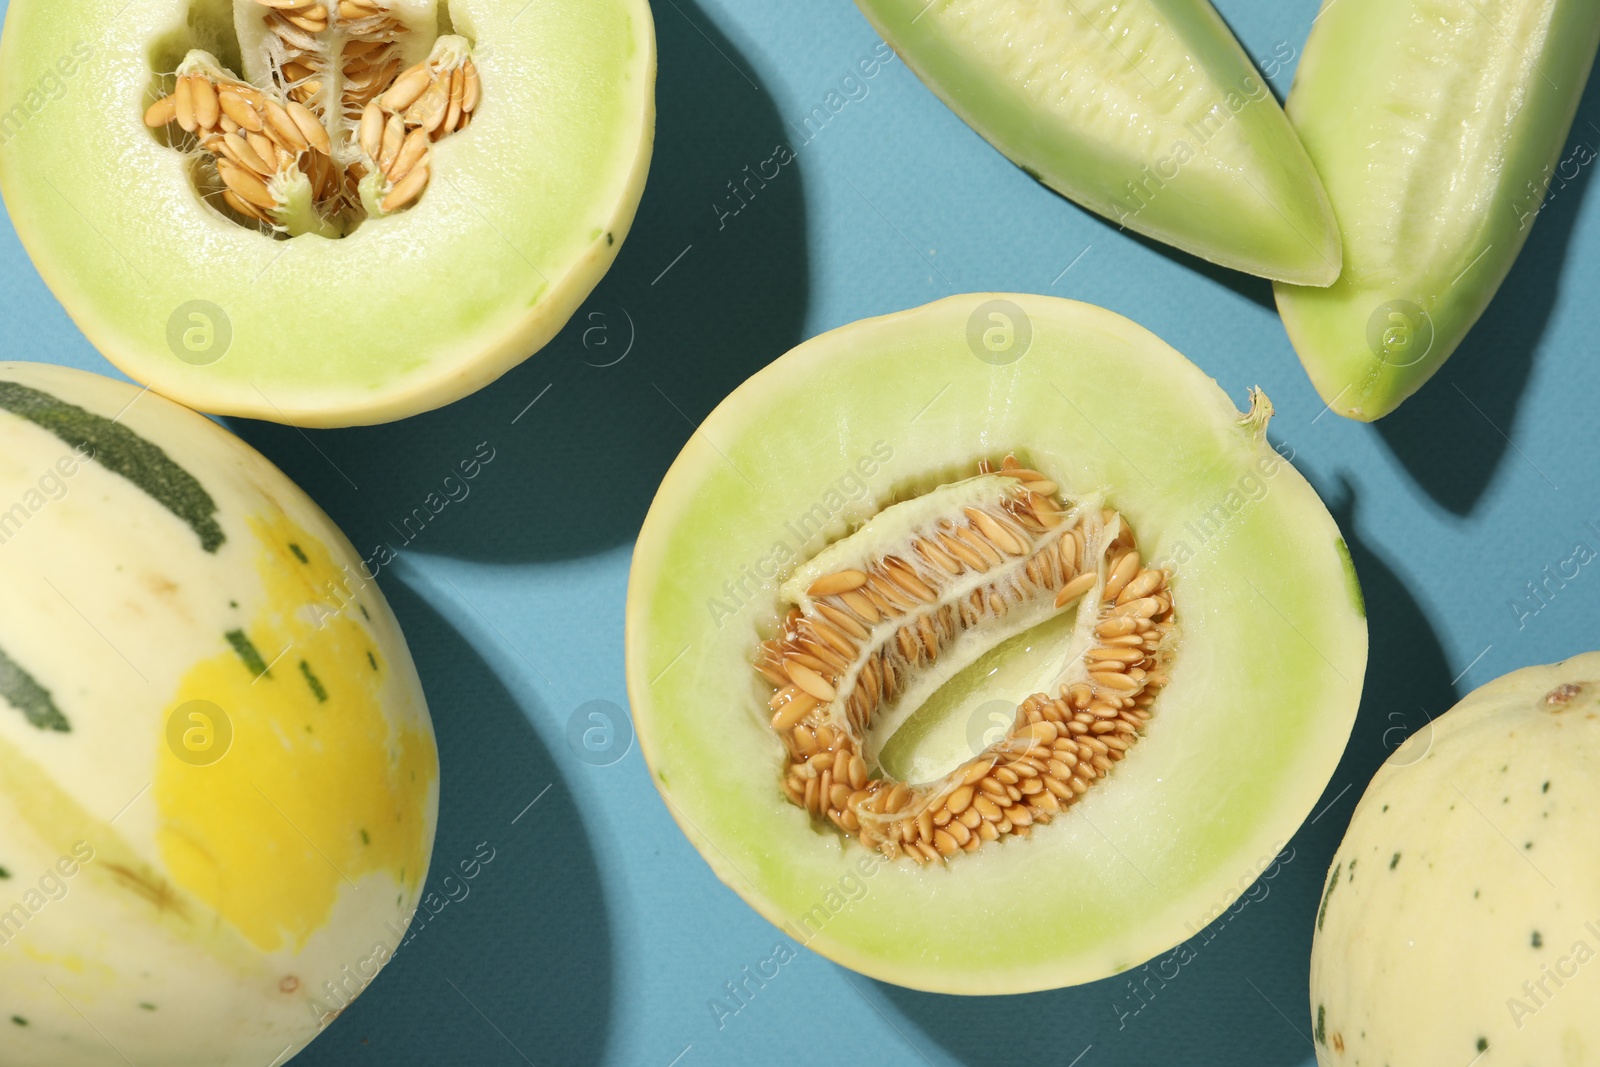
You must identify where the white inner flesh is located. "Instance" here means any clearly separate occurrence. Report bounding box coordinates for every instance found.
[883,514,1123,780]
[782,476,1025,609]
[781,475,1118,778]
[234,0,439,171]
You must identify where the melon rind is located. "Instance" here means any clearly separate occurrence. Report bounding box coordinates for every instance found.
[1309,653,1600,1065]
[625,294,1368,994]
[853,0,1342,285]
[1273,0,1600,421]
[0,0,655,427]
[0,362,439,1066]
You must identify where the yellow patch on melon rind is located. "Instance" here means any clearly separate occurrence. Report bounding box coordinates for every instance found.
[154,512,436,953]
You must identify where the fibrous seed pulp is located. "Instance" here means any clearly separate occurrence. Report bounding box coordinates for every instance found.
[142,0,481,237]
[757,455,1176,866]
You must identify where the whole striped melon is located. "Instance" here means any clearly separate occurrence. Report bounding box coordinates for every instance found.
[0,363,438,1065]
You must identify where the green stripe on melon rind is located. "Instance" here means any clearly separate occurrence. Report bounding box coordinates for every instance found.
[226,630,270,679]
[1317,860,1342,931]
[0,643,68,732]
[0,382,225,553]
[300,661,328,703]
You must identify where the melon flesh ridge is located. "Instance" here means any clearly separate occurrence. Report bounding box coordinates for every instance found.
[782,477,1115,768]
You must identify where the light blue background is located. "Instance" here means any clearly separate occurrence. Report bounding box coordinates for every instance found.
[4,0,1599,1063]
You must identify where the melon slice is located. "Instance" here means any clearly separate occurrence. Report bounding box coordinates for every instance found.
[625,294,1368,993]
[0,362,437,1065]
[0,0,655,427]
[853,0,1342,285]
[1311,654,1600,1063]
[1274,0,1600,421]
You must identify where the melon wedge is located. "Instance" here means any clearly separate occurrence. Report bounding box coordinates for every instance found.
[1275,0,1600,421]
[625,294,1368,993]
[854,0,1342,285]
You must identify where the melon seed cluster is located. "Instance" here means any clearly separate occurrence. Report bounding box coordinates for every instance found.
[144,64,337,226]
[355,37,480,218]
[142,0,480,233]
[756,457,1175,865]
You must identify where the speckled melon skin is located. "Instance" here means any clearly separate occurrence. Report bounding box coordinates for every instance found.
[0,363,438,1065]
[1311,653,1600,1066]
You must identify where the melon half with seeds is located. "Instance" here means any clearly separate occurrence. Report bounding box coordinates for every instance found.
[0,363,438,1065]
[626,295,1368,993]
[1311,654,1600,1065]
[0,0,655,427]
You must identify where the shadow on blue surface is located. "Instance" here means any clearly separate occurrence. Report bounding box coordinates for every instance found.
[872,480,1458,1066]
[1009,157,1279,313]
[295,580,614,1067]
[1116,220,1278,311]
[1370,72,1600,516]
[227,0,811,564]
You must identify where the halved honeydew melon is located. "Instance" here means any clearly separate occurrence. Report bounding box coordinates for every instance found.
[0,362,438,1065]
[1274,0,1600,421]
[0,0,655,427]
[853,0,1342,285]
[625,294,1367,993]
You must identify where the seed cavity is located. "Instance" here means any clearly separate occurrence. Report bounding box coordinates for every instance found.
[757,455,1176,865]
[142,1,480,237]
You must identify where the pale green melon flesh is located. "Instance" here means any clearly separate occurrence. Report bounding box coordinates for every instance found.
[1310,653,1600,1065]
[626,295,1368,994]
[1275,0,1600,422]
[881,607,1081,784]
[0,0,655,427]
[853,0,1342,285]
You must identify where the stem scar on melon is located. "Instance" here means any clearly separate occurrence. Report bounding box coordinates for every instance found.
[761,454,1175,864]
[142,1,482,237]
